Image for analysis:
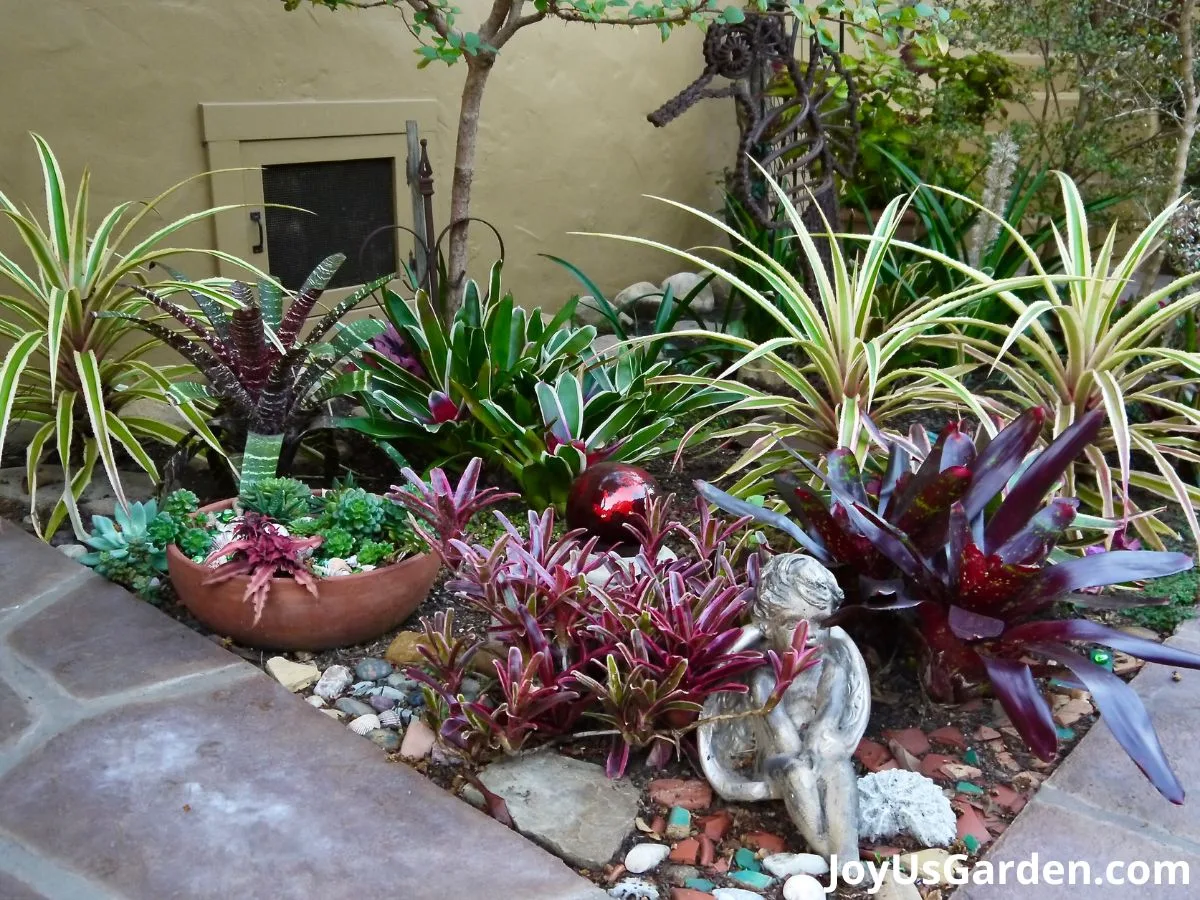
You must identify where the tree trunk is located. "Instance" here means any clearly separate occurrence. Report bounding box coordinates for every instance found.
[1146,0,1198,280]
[445,55,495,307]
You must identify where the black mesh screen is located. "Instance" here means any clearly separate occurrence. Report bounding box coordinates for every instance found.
[261,158,397,291]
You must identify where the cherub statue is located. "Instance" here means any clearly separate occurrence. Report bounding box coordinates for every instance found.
[698,553,870,866]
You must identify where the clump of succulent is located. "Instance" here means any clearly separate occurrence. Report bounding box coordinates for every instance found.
[80,501,169,602]
[356,539,397,566]
[317,526,355,560]
[322,486,386,543]
[406,494,818,777]
[240,477,314,521]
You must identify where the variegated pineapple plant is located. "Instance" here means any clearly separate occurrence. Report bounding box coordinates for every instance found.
[0,135,258,537]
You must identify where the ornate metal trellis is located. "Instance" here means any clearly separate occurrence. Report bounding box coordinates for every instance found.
[648,12,859,234]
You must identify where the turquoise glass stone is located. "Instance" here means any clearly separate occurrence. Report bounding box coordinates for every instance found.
[730,869,775,890]
[733,847,761,872]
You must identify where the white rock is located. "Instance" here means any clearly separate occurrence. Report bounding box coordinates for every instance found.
[348,714,381,735]
[265,657,320,692]
[313,665,354,700]
[325,557,352,576]
[875,868,922,900]
[764,853,830,878]
[613,281,661,312]
[608,878,659,900]
[623,842,670,874]
[783,874,826,900]
[57,543,88,561]
[858,769,956,847]
[576,296,633,331]
[661,272,716,315]
[305,695,326,708]
[713,890,769,900]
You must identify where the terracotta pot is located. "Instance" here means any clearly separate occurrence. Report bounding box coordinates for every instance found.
[166,499,442,650]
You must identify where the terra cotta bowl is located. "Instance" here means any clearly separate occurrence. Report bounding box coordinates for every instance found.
[166,499,442,650]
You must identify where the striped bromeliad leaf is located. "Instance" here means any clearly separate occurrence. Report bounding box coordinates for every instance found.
[0,134,271,539]
[579,159,1057,499]
[908,173,1200,549]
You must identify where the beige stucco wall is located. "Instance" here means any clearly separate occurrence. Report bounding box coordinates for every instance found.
[0,0,736,308]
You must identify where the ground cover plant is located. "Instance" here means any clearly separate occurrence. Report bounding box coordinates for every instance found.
[404,494,819,776]
[700,404,1200,802]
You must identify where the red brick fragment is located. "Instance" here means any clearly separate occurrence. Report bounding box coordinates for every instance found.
[670,838,700,864]
[742,831,787,854]
[671,890,715,900]
[649,778,713,811]
[884,727,931,757]
[954,800,992,847]
[697,810,732,841]
[929,725,967,750]
[854,738,894,772]
[920,753,959,781]
[698,834,716,867]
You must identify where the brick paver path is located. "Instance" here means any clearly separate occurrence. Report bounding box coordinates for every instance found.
[0,524,605,900]
[961,617,1200,898]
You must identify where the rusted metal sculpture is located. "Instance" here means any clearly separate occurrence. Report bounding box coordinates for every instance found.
[648,12,858,233]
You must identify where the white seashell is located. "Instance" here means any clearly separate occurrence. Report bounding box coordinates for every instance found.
[378,709,402,727]
[623,842,670,874]
[782,874,826,900]
[348,714,381,735]
[325,558,352,576]
[359,564,376,572]
[350,681,380,697]
[764,853,830,878]
[608,878,659,900]
[305,695,327,708]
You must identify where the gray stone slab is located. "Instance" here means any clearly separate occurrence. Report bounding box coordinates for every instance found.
[1043,661,1200,842]
[0,526,87,623]
[478,752,641,868]
[6,576,237,700]
[0,871,48,900]
[0,674,605,900]
[0,677,31,747]
[959,796,1198,898]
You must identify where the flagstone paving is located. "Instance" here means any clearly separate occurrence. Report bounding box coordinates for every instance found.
[960,617,1200,898]
[0,523,606,900]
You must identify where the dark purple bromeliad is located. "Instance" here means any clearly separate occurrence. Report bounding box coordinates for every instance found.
[701,405,1200,803]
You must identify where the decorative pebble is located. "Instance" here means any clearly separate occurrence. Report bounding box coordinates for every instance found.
[713,890,767,900]
[399,719,437,760]
[624,843,671,874]
[312,665,353,700]
[348,714,381,735]
[660,864,700,885]
[368,695,397,712]
[378,686,407,701]
[729,869,774,890]
[460,676,482,700]
[763,853,829,878]
[367,728,402,751]
[666,806,692,839]
[265,657,320,692]
[608,878,659,900]
[899,848,965,885]
[386,673,421,692]
[356,657,394,681]
[782,874,825,900]
[335,697,375,718]
[304,695,326,708]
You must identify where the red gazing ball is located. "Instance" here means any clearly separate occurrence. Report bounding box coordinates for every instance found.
[566,462,659,546]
